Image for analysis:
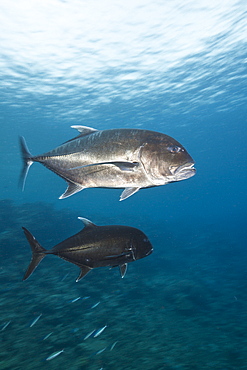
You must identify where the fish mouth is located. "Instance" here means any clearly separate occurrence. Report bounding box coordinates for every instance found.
[170,162,196,180]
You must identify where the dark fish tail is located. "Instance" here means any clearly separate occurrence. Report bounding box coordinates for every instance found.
[22,227,47,280]
[19,136,33,191]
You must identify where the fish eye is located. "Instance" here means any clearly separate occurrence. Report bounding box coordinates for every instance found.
[168,145,183,153]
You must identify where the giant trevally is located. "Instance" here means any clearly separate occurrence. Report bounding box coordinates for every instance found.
[19,126,196,201]
[22,217,153,281]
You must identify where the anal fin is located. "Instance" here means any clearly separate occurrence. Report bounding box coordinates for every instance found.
[76,265,91,282]
[71,125,98,135]
[59,182,85,199]
[120,187,140,201]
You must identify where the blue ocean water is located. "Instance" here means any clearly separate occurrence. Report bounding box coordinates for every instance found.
[0,0,246,369]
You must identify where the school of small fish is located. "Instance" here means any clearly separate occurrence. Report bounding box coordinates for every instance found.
[1,295,119,363]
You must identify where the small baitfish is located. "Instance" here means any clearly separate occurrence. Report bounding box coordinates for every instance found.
[22,217,153,282]
[19,126,196,201]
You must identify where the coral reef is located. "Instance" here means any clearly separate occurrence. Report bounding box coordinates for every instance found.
[0,200,246,369]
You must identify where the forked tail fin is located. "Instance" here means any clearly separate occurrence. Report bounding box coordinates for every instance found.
[22,227,47,280]
[19,136,33,191]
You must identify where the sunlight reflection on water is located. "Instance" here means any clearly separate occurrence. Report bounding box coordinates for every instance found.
[0,0,246,117]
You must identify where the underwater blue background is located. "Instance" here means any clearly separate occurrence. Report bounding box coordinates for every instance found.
[0,0,246,369]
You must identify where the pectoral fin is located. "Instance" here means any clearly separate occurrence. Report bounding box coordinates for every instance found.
[59,182,85,199]
[113,162,139,171]
[119,263,128,278]
[76,265,91,282]
[68,161,139,172]
[120,187,140,201]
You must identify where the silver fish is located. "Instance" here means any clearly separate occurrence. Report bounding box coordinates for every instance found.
[93,325,107,338]
[45,349,64,361]
[43,332,53,340]
[95,347,107,355]
[19,126,196,201]
[110,341,118,351]
[83,329,96,340]
[91,301,100,309]
[30,313,42,327]
[1,321,11,331]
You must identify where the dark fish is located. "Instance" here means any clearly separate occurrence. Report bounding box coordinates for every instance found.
[19,126,196,201]
[22,217,153,282]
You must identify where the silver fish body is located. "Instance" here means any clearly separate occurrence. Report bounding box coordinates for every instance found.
[22,217,153,282]
[19,126,196,200]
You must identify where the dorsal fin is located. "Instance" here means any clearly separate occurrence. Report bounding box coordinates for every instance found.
[71,125,98,137]
[62,126,98,144]
[78,217,97,228]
